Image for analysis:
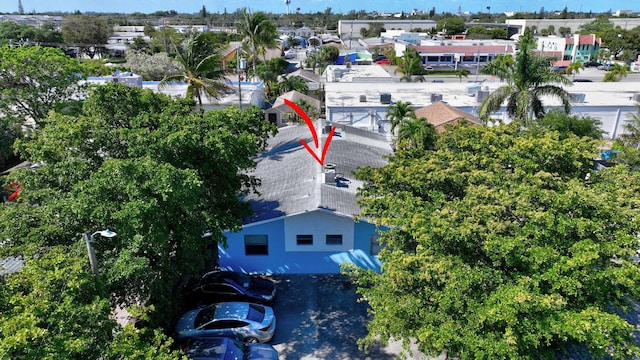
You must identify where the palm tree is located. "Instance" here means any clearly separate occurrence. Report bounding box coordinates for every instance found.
[277,75,308,95]
[159,32,231,107]
[397,115,437,150]
[481,54,515,83]
[565,60,584,80]
[603,63,630,82]
[618,105,640,150]
[386,100,415,134]
[478,30,573,127]
[395,48,425,82]
[237,8,277,79]
[456,69,470,83]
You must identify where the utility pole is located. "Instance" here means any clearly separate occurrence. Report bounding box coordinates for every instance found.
[237,47,245,110]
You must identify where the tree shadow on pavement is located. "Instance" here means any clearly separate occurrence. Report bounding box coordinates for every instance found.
[270,274,411,360]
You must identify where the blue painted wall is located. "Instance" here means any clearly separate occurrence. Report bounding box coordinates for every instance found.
[219,216,383,274]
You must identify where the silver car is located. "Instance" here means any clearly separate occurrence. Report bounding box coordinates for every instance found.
[175,302,276,343]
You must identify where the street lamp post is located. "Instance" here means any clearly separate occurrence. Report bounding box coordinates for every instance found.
[83,229,117,279]
[237,47,246,110]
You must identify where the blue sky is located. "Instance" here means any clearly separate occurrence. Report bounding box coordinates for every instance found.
[2,0,638,15]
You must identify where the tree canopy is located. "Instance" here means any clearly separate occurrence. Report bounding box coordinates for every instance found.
[351,122,640,359]
[1,83,277,329]
[0,45,85,129]
[61,15,112,59]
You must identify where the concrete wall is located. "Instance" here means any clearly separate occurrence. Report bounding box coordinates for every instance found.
[220,211,383,274]
[506,18,640,35]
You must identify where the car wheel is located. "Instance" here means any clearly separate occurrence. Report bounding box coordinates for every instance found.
[244,337,259,343]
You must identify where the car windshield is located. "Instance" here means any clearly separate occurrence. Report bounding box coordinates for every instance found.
[246,303,265,323]
[194,304,218,328]
[227,272,251,289]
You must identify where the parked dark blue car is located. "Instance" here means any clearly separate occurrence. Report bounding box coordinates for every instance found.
[183,270,276,307]
[183,336,279,359]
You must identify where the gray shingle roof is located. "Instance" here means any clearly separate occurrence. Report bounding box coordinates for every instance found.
[0,256,24,276]
[244,124,392,224]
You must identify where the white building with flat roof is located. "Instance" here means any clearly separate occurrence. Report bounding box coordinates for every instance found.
[323,65,640,140]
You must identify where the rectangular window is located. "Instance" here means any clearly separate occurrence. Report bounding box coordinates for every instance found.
[296,234,313,245]
[370,235,382,256]
[244,235,268,255]
[326,234,343,245]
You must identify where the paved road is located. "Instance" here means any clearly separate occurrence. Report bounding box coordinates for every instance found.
[269,274,439,360]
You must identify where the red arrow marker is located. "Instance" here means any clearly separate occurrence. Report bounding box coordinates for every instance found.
[284,99,336,166]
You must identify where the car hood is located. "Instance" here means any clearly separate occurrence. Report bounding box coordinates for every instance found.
[247,343,279,360]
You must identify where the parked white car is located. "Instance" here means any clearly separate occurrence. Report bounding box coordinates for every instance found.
[175,302,276,343]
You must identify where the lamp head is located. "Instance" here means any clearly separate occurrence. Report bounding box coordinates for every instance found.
[95,229,117,238]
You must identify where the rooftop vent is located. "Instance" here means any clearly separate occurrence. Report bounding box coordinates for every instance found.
[324,163,336,184]
[476,90,489,102]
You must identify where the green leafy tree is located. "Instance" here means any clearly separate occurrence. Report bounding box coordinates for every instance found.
[256,57,289,99]
[0,45,85,129]
[437,16,466,35]
[104,306,183,360]
[62,15,112,59]
[534,109,603,139]
[0,117,21,168]
[0,22,62,45]
[1,83,277,329]
[478,30,573,127]
[489,28,507,39]
[159,32,232,107]
[237,8,277,78]
[125,49,182,81]
[351,123,640,360]
[0,246,115,359]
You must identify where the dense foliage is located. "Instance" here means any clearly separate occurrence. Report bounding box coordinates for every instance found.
[0,45,85,129]
[351,122,640,359]
[1,83,276,330]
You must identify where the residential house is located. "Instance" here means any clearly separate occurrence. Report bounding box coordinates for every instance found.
[219,124,391,274]
[264,90,321,127]
[414,101,482,132]
[287,69,322,91]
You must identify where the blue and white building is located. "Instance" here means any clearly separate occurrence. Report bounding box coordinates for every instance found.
[219,124,391,274]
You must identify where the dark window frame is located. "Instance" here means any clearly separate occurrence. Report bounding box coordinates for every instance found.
[296,234,313,245]
[244,235,268,255]
[325,234,343,245]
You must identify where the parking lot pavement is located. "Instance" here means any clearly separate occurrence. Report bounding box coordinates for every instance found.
[269,274,439,360]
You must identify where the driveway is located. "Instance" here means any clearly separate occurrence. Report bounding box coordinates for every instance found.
[269,274,439,360]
